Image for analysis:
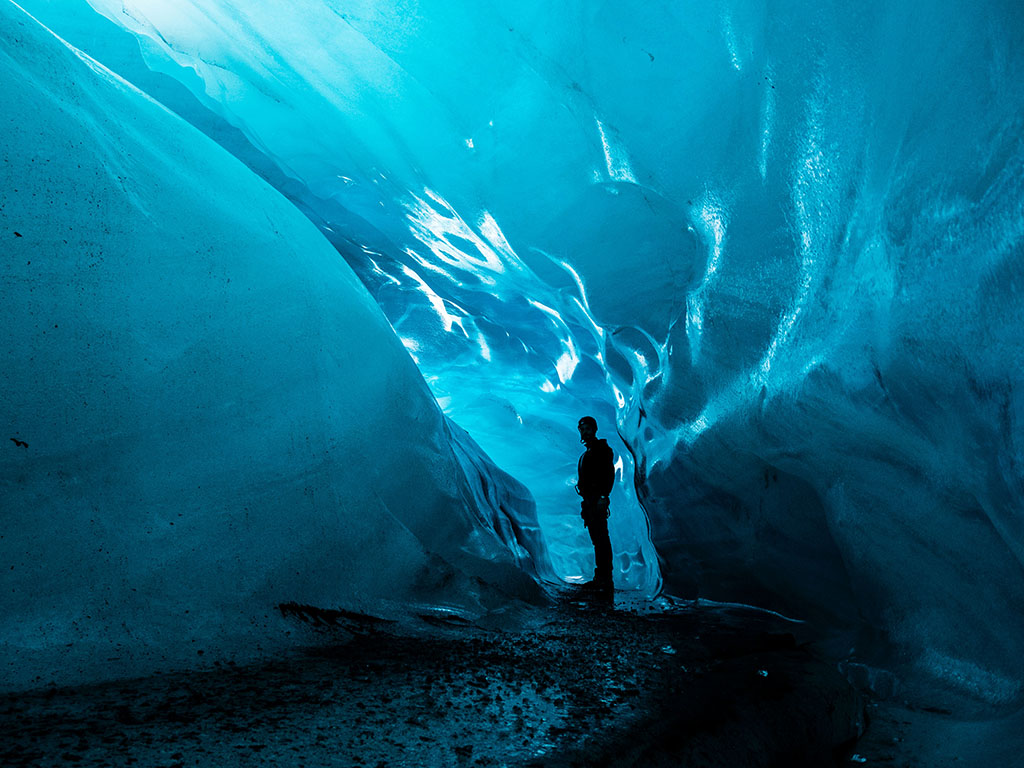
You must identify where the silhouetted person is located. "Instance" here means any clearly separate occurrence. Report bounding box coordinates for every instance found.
[576,416,615,591]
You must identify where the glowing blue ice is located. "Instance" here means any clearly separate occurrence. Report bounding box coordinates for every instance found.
[7,0,1024,709]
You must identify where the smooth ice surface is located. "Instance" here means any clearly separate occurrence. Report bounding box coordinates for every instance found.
[0,2,546,691]
[7,0,1024,708]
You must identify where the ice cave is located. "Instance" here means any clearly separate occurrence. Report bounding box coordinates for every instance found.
[2,0,1024,764]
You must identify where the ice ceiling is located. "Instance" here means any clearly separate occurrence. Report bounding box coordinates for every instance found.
[4,0,1024,705]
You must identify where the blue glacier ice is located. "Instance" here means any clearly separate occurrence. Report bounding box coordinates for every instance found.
[0,1,547,689]
[4,0,1024,718]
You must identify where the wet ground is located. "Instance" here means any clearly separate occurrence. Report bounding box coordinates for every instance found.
[0,590,865,767]
[841,682,1024,768]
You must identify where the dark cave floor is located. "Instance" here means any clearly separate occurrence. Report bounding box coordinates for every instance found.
[1,591,879,767]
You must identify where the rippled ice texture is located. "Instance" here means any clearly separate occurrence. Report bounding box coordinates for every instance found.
[12,0,1024,704]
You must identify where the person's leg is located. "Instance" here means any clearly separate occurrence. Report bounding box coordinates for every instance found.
[586,515,613,585]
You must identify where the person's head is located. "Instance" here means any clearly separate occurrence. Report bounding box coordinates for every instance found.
[577,416,598,444]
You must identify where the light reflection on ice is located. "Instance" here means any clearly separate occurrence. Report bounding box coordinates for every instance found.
[722,9,743,71]
[404,187,506,274]
[595,117,638,184]
[528,299,563,322]
[759,63,776,181]
[757,83,828,384]
[477,211,520,266]
[477,332,492,362]
[612,384,625,409]
[400,264,466,335]
[686,192,728,366]
[554,338,579,384]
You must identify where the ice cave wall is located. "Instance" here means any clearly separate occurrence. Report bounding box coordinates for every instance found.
[44,0,667,594]
[0,2,546,691]
[5,0,1024,706]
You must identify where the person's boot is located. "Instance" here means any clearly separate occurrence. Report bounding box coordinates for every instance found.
[581,573,614,592]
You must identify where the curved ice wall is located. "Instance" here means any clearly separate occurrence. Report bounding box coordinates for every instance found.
[58,0,665,592]
[10,0,1024,704]
[0,2,547,690]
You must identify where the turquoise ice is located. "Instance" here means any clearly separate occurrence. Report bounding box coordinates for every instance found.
[4,0,1024,708]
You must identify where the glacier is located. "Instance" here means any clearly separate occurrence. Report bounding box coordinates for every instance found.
[4,0,1024,720]
[0,0,547,690]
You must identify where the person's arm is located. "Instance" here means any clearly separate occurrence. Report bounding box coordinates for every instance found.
[598,443,615,499]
